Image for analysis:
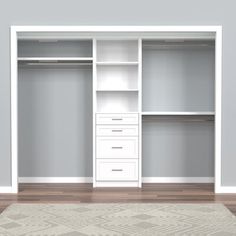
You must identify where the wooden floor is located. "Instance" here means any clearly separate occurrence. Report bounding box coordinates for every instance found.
[1,183,236,216]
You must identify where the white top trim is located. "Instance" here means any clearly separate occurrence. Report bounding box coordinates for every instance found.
[11,25,222,33]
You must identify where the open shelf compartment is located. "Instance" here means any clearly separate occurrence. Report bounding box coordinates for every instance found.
[96,40,139,62]
[142,39,215,113]
[96,91,138,113]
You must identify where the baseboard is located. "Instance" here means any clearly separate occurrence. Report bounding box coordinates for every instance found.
[0,186,15,193]
[18,177,214,184]
[18,177,93,183]
[4,177,236,194]
[142,177,214,183]
[95,182,139,187]
[215,186,236,193]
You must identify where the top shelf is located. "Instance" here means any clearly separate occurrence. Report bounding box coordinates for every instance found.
[18,57,93,62]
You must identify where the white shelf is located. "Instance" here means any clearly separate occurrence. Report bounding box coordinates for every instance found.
[18,57,93,62]
[142,111,215,116]
[96,62,139,66]
[96,89,139,92]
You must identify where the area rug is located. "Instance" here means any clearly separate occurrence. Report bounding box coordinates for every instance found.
[0,204,236,235]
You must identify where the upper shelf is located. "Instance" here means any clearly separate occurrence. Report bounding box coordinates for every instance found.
[18,57,93,62]
[142,111,215,116]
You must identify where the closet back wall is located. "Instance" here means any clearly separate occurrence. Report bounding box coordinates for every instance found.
[0,0,235,186]
[18,68,93,178]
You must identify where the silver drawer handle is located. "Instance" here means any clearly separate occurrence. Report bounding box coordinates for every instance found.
[112,130,123,132]
[112,146,123,149]
[112,169,123,172]
[112,118,123,121]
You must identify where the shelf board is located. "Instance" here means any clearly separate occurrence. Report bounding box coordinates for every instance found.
[96,61,139,66]
[18,57,93,61]
[96,89,139,92]
[142,111,215,116]
[96,112,139,114]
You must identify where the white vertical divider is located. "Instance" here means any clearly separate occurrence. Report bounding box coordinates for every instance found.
[93,39,97,187]
[11,27,18,193]
[138,39,142,188]
[214,27,222,193]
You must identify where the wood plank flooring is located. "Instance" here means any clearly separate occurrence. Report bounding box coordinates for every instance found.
[1,183,236,216]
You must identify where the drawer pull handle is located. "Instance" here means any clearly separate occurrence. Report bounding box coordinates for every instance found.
[112,169,123,172]
[112,146,123,149]
[112,118,123,121]
[112,130,123,132]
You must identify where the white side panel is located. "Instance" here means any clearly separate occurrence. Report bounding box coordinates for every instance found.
[11,27,18,193]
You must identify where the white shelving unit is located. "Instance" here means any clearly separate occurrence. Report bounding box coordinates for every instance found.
[94,40,141,187]
[9,26,224,193]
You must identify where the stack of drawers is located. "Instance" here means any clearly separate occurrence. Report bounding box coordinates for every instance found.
[96,113,139,183]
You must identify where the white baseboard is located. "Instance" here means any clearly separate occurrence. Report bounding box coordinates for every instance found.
[215,186,236,193]
[95,182,139,187]
[142,177,214,183]
[0,186,15,193]
[18,177,93,183]
[4,177,236,194]
[18,177,214,184]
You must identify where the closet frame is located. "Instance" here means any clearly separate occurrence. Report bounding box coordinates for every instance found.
[10,26,223,193]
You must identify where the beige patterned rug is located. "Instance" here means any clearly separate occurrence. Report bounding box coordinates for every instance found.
[0,204,236,235]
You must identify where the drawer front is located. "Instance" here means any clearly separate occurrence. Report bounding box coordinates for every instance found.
[96,113,138,125]
[96,125,138,136]
[96,159,138,181]
[96,137,138,159]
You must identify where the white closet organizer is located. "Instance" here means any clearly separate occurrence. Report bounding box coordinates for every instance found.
[11,27,222,192]
[94,40,141,187]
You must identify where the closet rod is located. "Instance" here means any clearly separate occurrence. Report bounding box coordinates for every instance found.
[142,44,214,50]
[18,62,93,66]
[142,119,214,122]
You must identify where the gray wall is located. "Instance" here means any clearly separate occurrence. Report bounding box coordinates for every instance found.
[143,117,214,177]
[18,67,93,177]
[0,0,235,185]
[142,43,215,112]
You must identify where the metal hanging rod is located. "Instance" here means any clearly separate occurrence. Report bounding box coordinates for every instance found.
[142,44,214,50]
[142,40,214,50]
[142,116,214,122]
[18,57,93,66]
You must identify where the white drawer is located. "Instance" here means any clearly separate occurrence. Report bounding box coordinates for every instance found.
[96,113,138,125]
[96,125,138,136]
[96,159,138,181]
[96,137,138,159]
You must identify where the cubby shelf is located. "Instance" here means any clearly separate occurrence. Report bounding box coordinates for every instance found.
[96,62,139,66]
[96,89,139,92]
